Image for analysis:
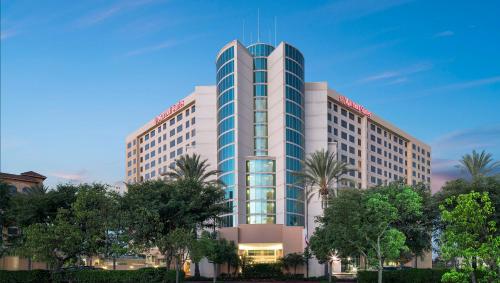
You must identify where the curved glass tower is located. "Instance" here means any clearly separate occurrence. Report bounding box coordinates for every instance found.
[215,40,305,228]
[216,46,236,227]
[246,43,276,224]
[283,44,305,226]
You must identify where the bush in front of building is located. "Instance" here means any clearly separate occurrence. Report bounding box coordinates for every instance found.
[0,268,180,283]
[0,270,51,283]
[54,268,181,283]
[356,269,446,283]
[241,262,283,279]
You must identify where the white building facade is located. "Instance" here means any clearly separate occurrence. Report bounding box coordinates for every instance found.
[125,40,432,276]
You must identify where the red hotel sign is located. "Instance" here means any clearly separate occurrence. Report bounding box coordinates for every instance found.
[338,95,372,117]
[154,100,185,125]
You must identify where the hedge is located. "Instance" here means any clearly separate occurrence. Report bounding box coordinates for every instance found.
[241,263,283,279]
[357,269,447,283]
[0,268,181,283]
[0,270,51,283]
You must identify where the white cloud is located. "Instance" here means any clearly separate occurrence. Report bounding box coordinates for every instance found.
[434,30,454,38]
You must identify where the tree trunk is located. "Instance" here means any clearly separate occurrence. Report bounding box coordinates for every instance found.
[113,257,116,270]
[195,262,200,277]
[175,261,180,283]
[414,255,418,268]
[213,263,217,283]
[324,263,328,277]
[306,259,309,278]
[328,261,332,283]
[377,236,383,283]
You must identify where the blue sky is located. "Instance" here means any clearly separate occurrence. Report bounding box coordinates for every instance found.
[1,0,499,191]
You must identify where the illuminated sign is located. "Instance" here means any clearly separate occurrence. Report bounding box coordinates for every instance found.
[338,95,372,117]
[154,100,185,125]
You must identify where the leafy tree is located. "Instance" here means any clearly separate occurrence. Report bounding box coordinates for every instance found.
[374,182,434,268]
[296,149,353,209]
[0,181,16,256]
[457,150,499,181]
[123,179,228,268]
[167,228,194,283]
[309,226,336,283]
[311,184,423,283]
[9,183,77,227]
[122,180,172,263]
[434,177,500,232]
[200,231,237,283]
[164,153,224,276]
[19,209,83,270]
[439,192,499,283]
[280,252,305,275]
[72,183,115,265]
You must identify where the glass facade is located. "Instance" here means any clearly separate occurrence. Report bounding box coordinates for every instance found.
[216,46,236,227]
[284,44,305,226]
[246,43,277,224]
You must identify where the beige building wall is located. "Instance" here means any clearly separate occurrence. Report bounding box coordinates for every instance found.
[267,42,286,225]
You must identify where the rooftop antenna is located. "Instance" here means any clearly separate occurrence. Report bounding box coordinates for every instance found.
[242,20,245,45]
[257,8,260,43]
[268,29,271,45]
[274,16,277,47]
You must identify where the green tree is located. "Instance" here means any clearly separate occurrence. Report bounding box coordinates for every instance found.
[19,209,83,270]
[167,228,194,283]
[0,181,16,256]
[309,226,336,283]
[374,182,434,268]
[311,184,423,283]
[164,153,224,276]
[163,153,222,186]
[200,231,237,283]
[297,149,353,209]
[457,150,499,181]
[280,252,305,275]
[72,183,115,266]
[439,192,499,283]
[434,177,500,231]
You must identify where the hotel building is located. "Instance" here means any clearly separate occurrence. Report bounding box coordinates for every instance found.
[125,40,432,275]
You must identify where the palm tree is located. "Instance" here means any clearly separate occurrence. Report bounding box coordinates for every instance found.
[296,149,353,278]
[297,149,353,209]
[163,153,222,185]
[163,153,222,277]
[457,150,500,180]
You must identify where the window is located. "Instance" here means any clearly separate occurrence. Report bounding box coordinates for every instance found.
[341,109,347,116]
[170,140,175,147]
[177,125,183,132]
[169,118,175,126]
[170,151,175,158]
[170,129,175,137]
[341,120,347,128]
[341,143,348,151]
[177,148,183,155]
[177,113,183,122]
[191,117,195,125]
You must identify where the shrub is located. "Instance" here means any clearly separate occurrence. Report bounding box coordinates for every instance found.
[242,263,283,279]
[55,268,180,283]
[357,269,447,283]
[0,268,180,283]
[0,270,51,283]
